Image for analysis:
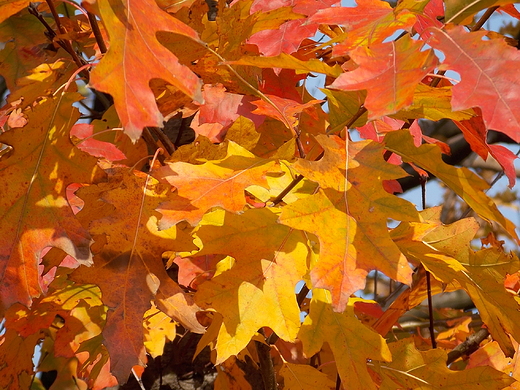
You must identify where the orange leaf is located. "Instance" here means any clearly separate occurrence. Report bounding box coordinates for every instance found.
[0,94,102,312]
[251,95,323,128]
[309,0,419,54]
[72,169,202,381]
[279,135,418,311]
[376,338,513,389]
[329,35,437,119]
[89,0,203,140]
[154,141,281,227]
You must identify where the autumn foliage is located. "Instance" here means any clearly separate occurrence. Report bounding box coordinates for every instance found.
[1,0,520,388]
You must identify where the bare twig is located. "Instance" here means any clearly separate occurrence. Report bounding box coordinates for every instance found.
[87,11,107,54]
[446,327,489,365]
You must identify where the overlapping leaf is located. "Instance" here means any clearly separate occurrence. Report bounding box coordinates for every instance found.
[89,0,203,140]
[154,141,282,227]
[384,130,519,241]
[392,211,520,358]
[309,0,423,54]
[72,169,203,382]
[426,26,520,142]
[279,135,418,311]
[329,35,437,119]
[375,338,513,389]
[193,208,308,363]
[0,93,102,313]
[298,290,391,390]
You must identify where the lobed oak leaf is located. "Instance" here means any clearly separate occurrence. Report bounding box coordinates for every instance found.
[191,84,262,143]
[194,208,308,363]
[248,19,318,57]
[0,330,40,390]
[392,214,520,358]
[280,135,418,311]
[329,35,437,120]
[392,84,476,122]
[385,130,519,242]
[154,141,282,227]
[0,94,102,313]
[414,0,444,33]
[73,169,202,382]
[248,0,339,56]
[89,0,203,141]
[298,290,391,390]
[426,26,520,142]
[376,338,513,389]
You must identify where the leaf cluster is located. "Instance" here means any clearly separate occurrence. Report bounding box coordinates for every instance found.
[0,0,520,389]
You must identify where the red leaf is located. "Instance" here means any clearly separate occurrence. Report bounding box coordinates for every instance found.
[251,95,323,127]
[455,111,517,187]
[89,0,203,140]
[70,124,126,161]
[427,26,520,142]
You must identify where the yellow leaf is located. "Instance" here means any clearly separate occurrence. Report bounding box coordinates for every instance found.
[194,208,307,363]
[279,363,335,390]
[298,289,391,390]
[143,304,177,358]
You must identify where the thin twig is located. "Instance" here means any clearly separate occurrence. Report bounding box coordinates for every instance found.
[471,6,499,32]
[87,11,107,54]
[446,327,489,365]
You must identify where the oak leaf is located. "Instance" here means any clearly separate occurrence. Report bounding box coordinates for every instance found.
[426,26,520,142]
[384,130,519,241]
[309,0,421,55]
[72,169,202,382]
[194,208,308,363]
[329,35,437,119]
[248,0,340,56]
[0,94,102,313]
[392,213,520,358]
[154,141,282,227]
[454,111,517,187]
[279,363,335,390]
[279,135,418,311]
[89,0,203,140]
[298,290,391,390]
